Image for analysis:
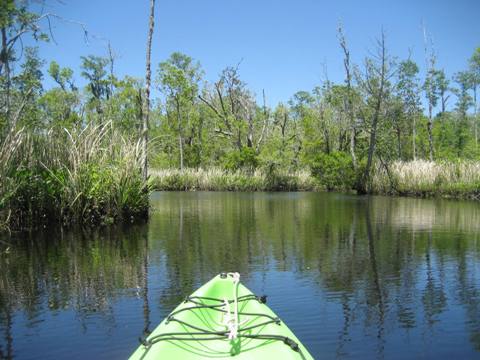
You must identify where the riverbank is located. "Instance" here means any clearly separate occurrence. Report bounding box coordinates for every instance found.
[151,160,480,201]
[2,157,478,232]
[0,124,149,231]
[372,160,480,200]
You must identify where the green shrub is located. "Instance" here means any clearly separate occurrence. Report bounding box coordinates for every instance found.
[222,147,258,172]
[310,152,355,191]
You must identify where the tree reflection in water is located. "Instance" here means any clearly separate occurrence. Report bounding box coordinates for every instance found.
[0,192,479,359]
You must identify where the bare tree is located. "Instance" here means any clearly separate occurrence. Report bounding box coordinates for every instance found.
[357,29,393,193]
[199,65,258,151]
[422,23,437,161]
[142,0,155,181]
[338,23,357,168]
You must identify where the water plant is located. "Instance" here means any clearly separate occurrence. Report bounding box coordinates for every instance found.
[150,167,318,192]
[0,123,149,230]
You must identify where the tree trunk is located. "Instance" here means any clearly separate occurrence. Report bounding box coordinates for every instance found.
[441,92,448,114]
[360,31,387,194]
[178,134,184,170]
[363,97,381,192]
[176,99,185,170]
[474,86,478,148]
[338,24,357,168]
[427,105,434,161]
[350,128,356,167]
[396,127,402,159]
[142,0,155,181]
[1,27,11,125]
[412,115,416,161]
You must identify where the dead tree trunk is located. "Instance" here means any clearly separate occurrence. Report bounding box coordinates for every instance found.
[413,115,416,160]
[142,0,155,181]
[360,31,388,194]
[338,24,357,168]
[175,96,184,170]
[427,105,434,161]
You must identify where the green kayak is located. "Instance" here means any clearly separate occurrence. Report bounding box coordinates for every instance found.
[130,273,314,359]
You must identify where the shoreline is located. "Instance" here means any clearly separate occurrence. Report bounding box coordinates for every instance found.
[150,163,480,201]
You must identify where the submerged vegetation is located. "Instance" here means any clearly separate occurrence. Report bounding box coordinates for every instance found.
[0,2,479,229]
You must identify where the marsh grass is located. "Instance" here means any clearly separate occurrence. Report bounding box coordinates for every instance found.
[150,168,318,192]
[151,160,480,201]
[372,160,480,199]
[0,123,149,230]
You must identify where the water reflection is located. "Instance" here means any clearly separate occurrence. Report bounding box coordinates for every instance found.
[1,192,479,359]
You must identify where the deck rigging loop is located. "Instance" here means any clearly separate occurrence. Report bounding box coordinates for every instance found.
[222,272,247,340]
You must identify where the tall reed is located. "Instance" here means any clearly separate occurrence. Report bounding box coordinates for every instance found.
[372,160,480,199]
[0,123,149,230]
[150,167,318,192]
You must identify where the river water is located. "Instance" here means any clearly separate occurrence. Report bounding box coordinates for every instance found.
[1,192,479,359]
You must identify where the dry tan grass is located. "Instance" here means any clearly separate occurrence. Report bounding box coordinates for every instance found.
[150,167,317,191]
[372,160,480,198]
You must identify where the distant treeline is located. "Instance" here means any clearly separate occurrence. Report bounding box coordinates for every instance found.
[1,3,480,228]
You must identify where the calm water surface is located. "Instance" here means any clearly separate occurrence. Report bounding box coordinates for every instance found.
[1,192,480,359]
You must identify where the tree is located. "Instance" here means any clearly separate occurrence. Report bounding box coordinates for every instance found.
[39,61,79,129]
[435,69,450,114]
[0,1,50,132]
[80,55,110,118]
[387,95,407,159]
[103,75,143,132]
[48,61,76,92]
[143,0,155,181]
[397,59,422,159]
[422,26,439,161]
[11,46,43,129]
[423,66,439,161]
[289,90,313,170]
[469,47,480,146]
[356,30,394,193]
[199,64,264,167]
[338,23,358,168]
[453,71,473,118]
[157,52,202,170]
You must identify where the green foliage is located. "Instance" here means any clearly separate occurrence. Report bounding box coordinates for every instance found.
[0,125,149,230]
[310,151,355,191]
[81,55,111,118]
[156,52,203,169]
[453,71,474,117]
[222,147,258,172]
[48,61,76,91]
[1,1,480,229]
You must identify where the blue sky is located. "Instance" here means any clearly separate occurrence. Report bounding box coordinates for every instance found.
[29,0,480,107]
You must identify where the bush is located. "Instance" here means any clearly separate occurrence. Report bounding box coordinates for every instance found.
[222,147,258,172]
[310,151,355,191]
[0,124,149,230]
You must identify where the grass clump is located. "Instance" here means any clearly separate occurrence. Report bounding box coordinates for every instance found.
[150,167,318,192]
[372,160,480,200]
[0,123,149,230]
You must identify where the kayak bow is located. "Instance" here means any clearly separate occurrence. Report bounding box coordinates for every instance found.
[129,273,314,359]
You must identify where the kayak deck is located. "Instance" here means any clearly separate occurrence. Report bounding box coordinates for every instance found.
[129,273,314,359]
